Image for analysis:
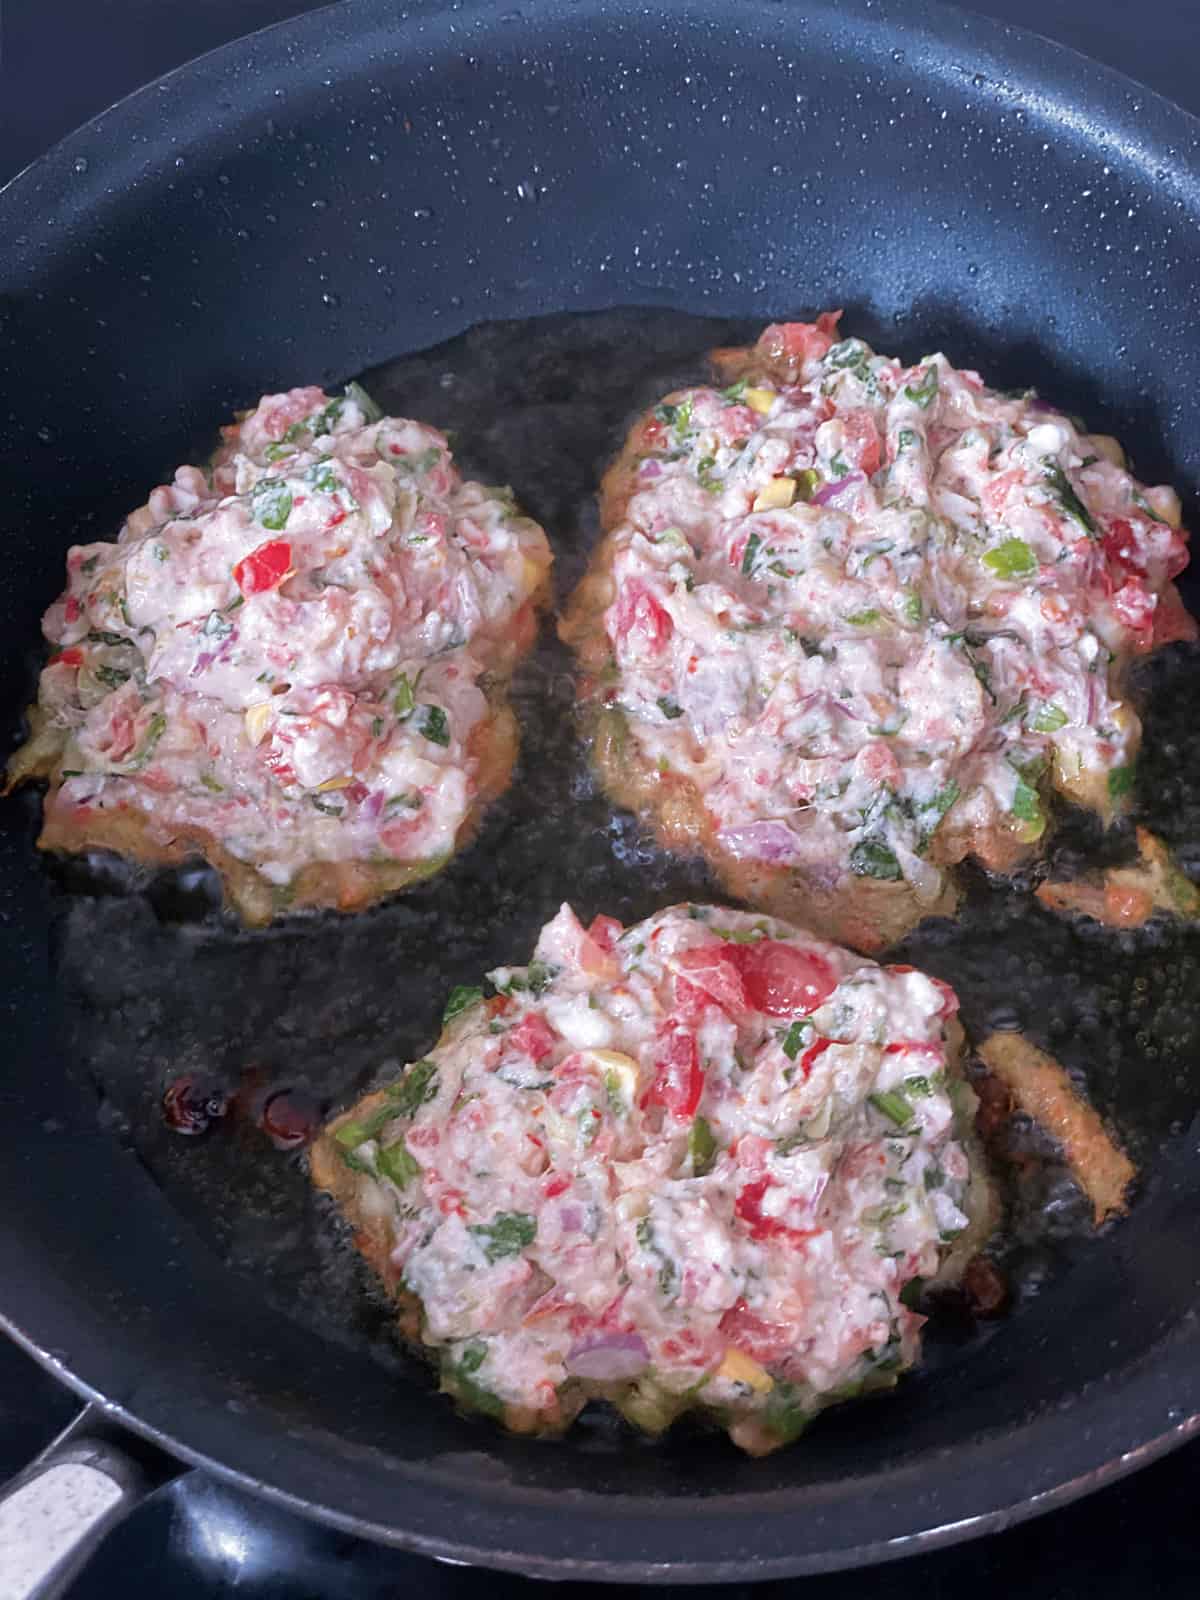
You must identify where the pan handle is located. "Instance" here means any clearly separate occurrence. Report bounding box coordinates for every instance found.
[0,1405,185,1600]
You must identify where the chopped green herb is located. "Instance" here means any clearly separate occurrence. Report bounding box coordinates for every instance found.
[1108,764,1136,800]
[830,450,851,479]
[396,445,442,475]
[720,379,748,402]
[1042,458,1095,535]
[306,458,340,495]
[896,427,919,452]
[93,664,131,690]
[688,1116,718,1176]
[202,609,234,640]
[526,960,555,996]
[741,532,762,576]
[88,630,127,647]
[850,838,902,880]
[310,794,345,816]
[393,673,416,719]
[870,1090,914,1126]
[153,543,169,562]
[781,1019,812,1061]
[1010,778,1042,822]
[388,1058,440,1117]
[845,608,881,627]
[1030,702,1068,733]
[764,1381,811,1444]
[1132,490,1167,524]
[982,538,1037,579]
[899,1278,925,1310]
[903,1074,936,1097]
[344,380,384,423]
[696,455,721,493]
[420,704,450,746]
[377,1141,421,1187]
[385,792,422,812]
[199,772,224,793]
[904,366,939,408]
[657,695,685,720]
[128,712,167,770]
[468,1211,536,1263]
[923,1165,945,1190]
[251,477,293,531]
[370,716,384,738]
[80,555,100,575]
[443,986,484,1024]
[263,441,295,463]
[794,467,821,501]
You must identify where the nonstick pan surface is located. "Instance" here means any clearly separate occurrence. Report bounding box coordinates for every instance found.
[3,0,1200,1581]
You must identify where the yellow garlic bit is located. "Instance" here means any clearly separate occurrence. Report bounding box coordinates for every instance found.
[243,702,273,747]
[752,477,796,512]
[717,1348,774,1394]
[743,387,777,416]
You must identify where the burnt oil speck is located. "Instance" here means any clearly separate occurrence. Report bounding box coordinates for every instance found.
[44,310,1200,1425]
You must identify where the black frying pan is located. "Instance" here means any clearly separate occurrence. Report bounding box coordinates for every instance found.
[3,0,1200,1586]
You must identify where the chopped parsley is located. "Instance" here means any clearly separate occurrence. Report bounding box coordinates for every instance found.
[443,986,484,1024]
[420,704,450,746]
[468,1211,536,1263]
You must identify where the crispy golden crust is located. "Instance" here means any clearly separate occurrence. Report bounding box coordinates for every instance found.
[9,582,548,926]
[1035,826,1200,929]
[976,1031,1135,1224]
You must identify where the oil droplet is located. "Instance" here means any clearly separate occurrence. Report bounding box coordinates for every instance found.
[321,292,341,308]
[515,180,538,204]
[36,426,54,444]
[412,205,434,221]
[73,157,89,174]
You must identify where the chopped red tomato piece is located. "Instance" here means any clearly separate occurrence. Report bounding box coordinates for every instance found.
[612,583,673,654]
[642,1023,704,1119]
[233,539,293,596]
[842,408,882,477]
[1111,576,1155,636]
[718,1299,795,1364]
[1102,518,1147,578]
[508,1013,557,1063]
[673,973,714,1027]
[587,914,623,953]
[64,595,81,623]
[735,1176,820,1244]
[674,945,748,1016]
[49,648,83,668]
[885,1041,944,1060]
[757,311,841,369]
[800,1036,832,1077]
[728,940,837,1017]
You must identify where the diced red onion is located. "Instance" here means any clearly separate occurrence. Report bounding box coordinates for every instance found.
[1028,396,1061,415]
[362,788,385,822]
[717,819,803,863]
[566,1331,650,1381]
[811,472,862,506]
[558,1204,584,1233]
[639,459,663,480]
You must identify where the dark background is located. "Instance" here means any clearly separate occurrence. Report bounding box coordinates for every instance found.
[3,1,1200,1594]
